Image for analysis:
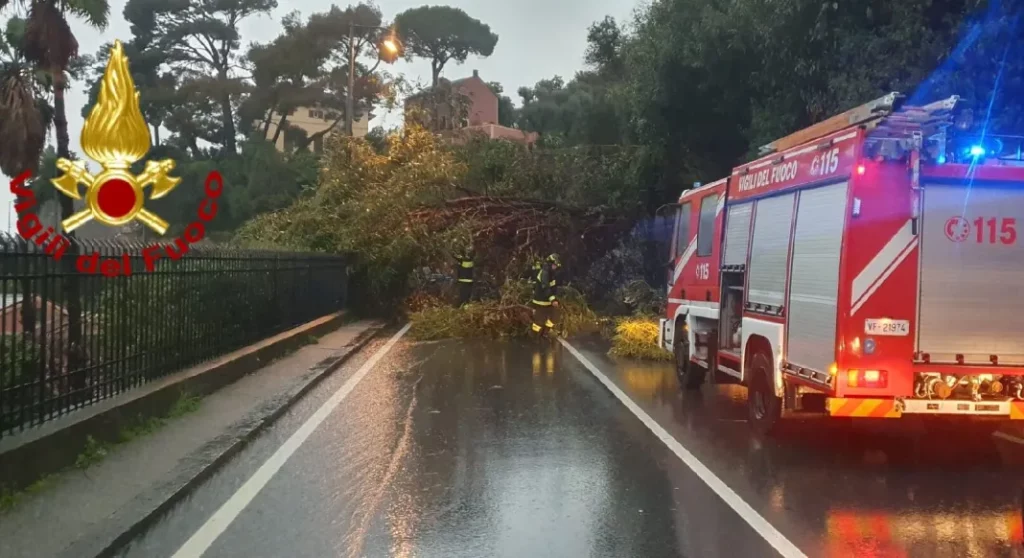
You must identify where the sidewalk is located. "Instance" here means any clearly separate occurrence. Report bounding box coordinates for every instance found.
[0,319,383,558]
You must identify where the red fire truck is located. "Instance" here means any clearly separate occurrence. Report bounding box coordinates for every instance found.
[658,92,1024,433]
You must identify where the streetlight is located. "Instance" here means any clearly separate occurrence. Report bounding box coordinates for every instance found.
[345,23,406,136]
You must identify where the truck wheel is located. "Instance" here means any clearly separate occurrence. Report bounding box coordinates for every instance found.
[674,335,704,390]
[747,350,782,435]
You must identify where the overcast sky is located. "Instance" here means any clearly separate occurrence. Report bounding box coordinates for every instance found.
[2,0,642,233]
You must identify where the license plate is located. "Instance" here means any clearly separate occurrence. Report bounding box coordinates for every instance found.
[864,319,910,336]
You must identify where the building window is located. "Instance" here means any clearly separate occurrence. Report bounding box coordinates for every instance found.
[307,109,324,119]
[313,135,324,154]
[696,194,717,257]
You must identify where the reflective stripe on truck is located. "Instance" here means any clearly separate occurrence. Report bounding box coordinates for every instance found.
[827,398,901,418]
[828,398,1024,418]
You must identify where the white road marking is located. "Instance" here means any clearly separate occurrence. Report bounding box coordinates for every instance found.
[559,338,808,558]
[171,324,412,558]
[993,431,1024,445]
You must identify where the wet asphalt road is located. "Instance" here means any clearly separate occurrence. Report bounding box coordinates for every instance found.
[116,328,1024,558]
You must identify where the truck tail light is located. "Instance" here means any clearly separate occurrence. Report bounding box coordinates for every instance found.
[847,369,888,388]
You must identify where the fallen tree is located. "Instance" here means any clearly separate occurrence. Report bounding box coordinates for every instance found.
[407,281,599,340]
[237,126,639,316]
[408,195,629,292]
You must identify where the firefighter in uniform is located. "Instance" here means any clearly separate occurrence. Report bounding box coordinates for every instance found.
[453,246,474,307]
[530,253,561,338]
[524,258,542,282]
[545,253,560,292]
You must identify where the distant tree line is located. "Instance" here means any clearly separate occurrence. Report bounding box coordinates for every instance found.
[0,1,500,234]
[505,1,1023,212]
[3,0,1023,314]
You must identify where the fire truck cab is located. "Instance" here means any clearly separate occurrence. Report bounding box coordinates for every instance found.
[659,92,1024,433]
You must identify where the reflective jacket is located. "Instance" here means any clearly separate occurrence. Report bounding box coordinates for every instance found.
[454,253,474,283]
[532,264,556,305]
[526,260,542,281]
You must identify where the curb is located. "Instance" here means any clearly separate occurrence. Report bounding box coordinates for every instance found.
[0,312,350,492]
[62,321,387,558]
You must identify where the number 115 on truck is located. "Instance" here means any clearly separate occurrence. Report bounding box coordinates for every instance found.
[659,92,1024,434]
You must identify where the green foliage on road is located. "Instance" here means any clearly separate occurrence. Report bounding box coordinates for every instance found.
[408,282,597,341]
[609,317,671,362]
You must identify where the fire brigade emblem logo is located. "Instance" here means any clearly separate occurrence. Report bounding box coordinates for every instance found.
[944,216,970,243]
[50,40,180,235]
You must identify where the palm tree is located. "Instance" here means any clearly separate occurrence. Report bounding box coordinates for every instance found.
[20,0,108,176]
[0,17,49,176]
[0,0,105,174]
[2,0,108,388]
[1,17,51,334]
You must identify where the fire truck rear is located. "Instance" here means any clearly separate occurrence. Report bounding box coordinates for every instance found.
[658,92,1024,433]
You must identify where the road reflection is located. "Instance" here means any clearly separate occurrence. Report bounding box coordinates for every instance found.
[368,340,682,557]
[573,336,1024,558]
[825,508,1023,558]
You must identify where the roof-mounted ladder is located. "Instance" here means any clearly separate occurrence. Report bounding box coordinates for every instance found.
[861,95,961,162]
[757,92,904,156]
[864,95,961,141]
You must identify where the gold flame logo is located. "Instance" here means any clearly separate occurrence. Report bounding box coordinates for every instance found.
[51,40,180,234]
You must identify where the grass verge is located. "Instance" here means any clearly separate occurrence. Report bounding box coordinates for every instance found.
[0,391,204,513]
[608,317,672,361]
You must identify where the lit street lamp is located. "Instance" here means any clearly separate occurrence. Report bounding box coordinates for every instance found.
[345,23,405,136]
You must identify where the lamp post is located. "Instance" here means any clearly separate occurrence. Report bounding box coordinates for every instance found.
[345,23,401,136]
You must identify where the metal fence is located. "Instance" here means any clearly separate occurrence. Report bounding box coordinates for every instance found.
[0,234,347,437]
